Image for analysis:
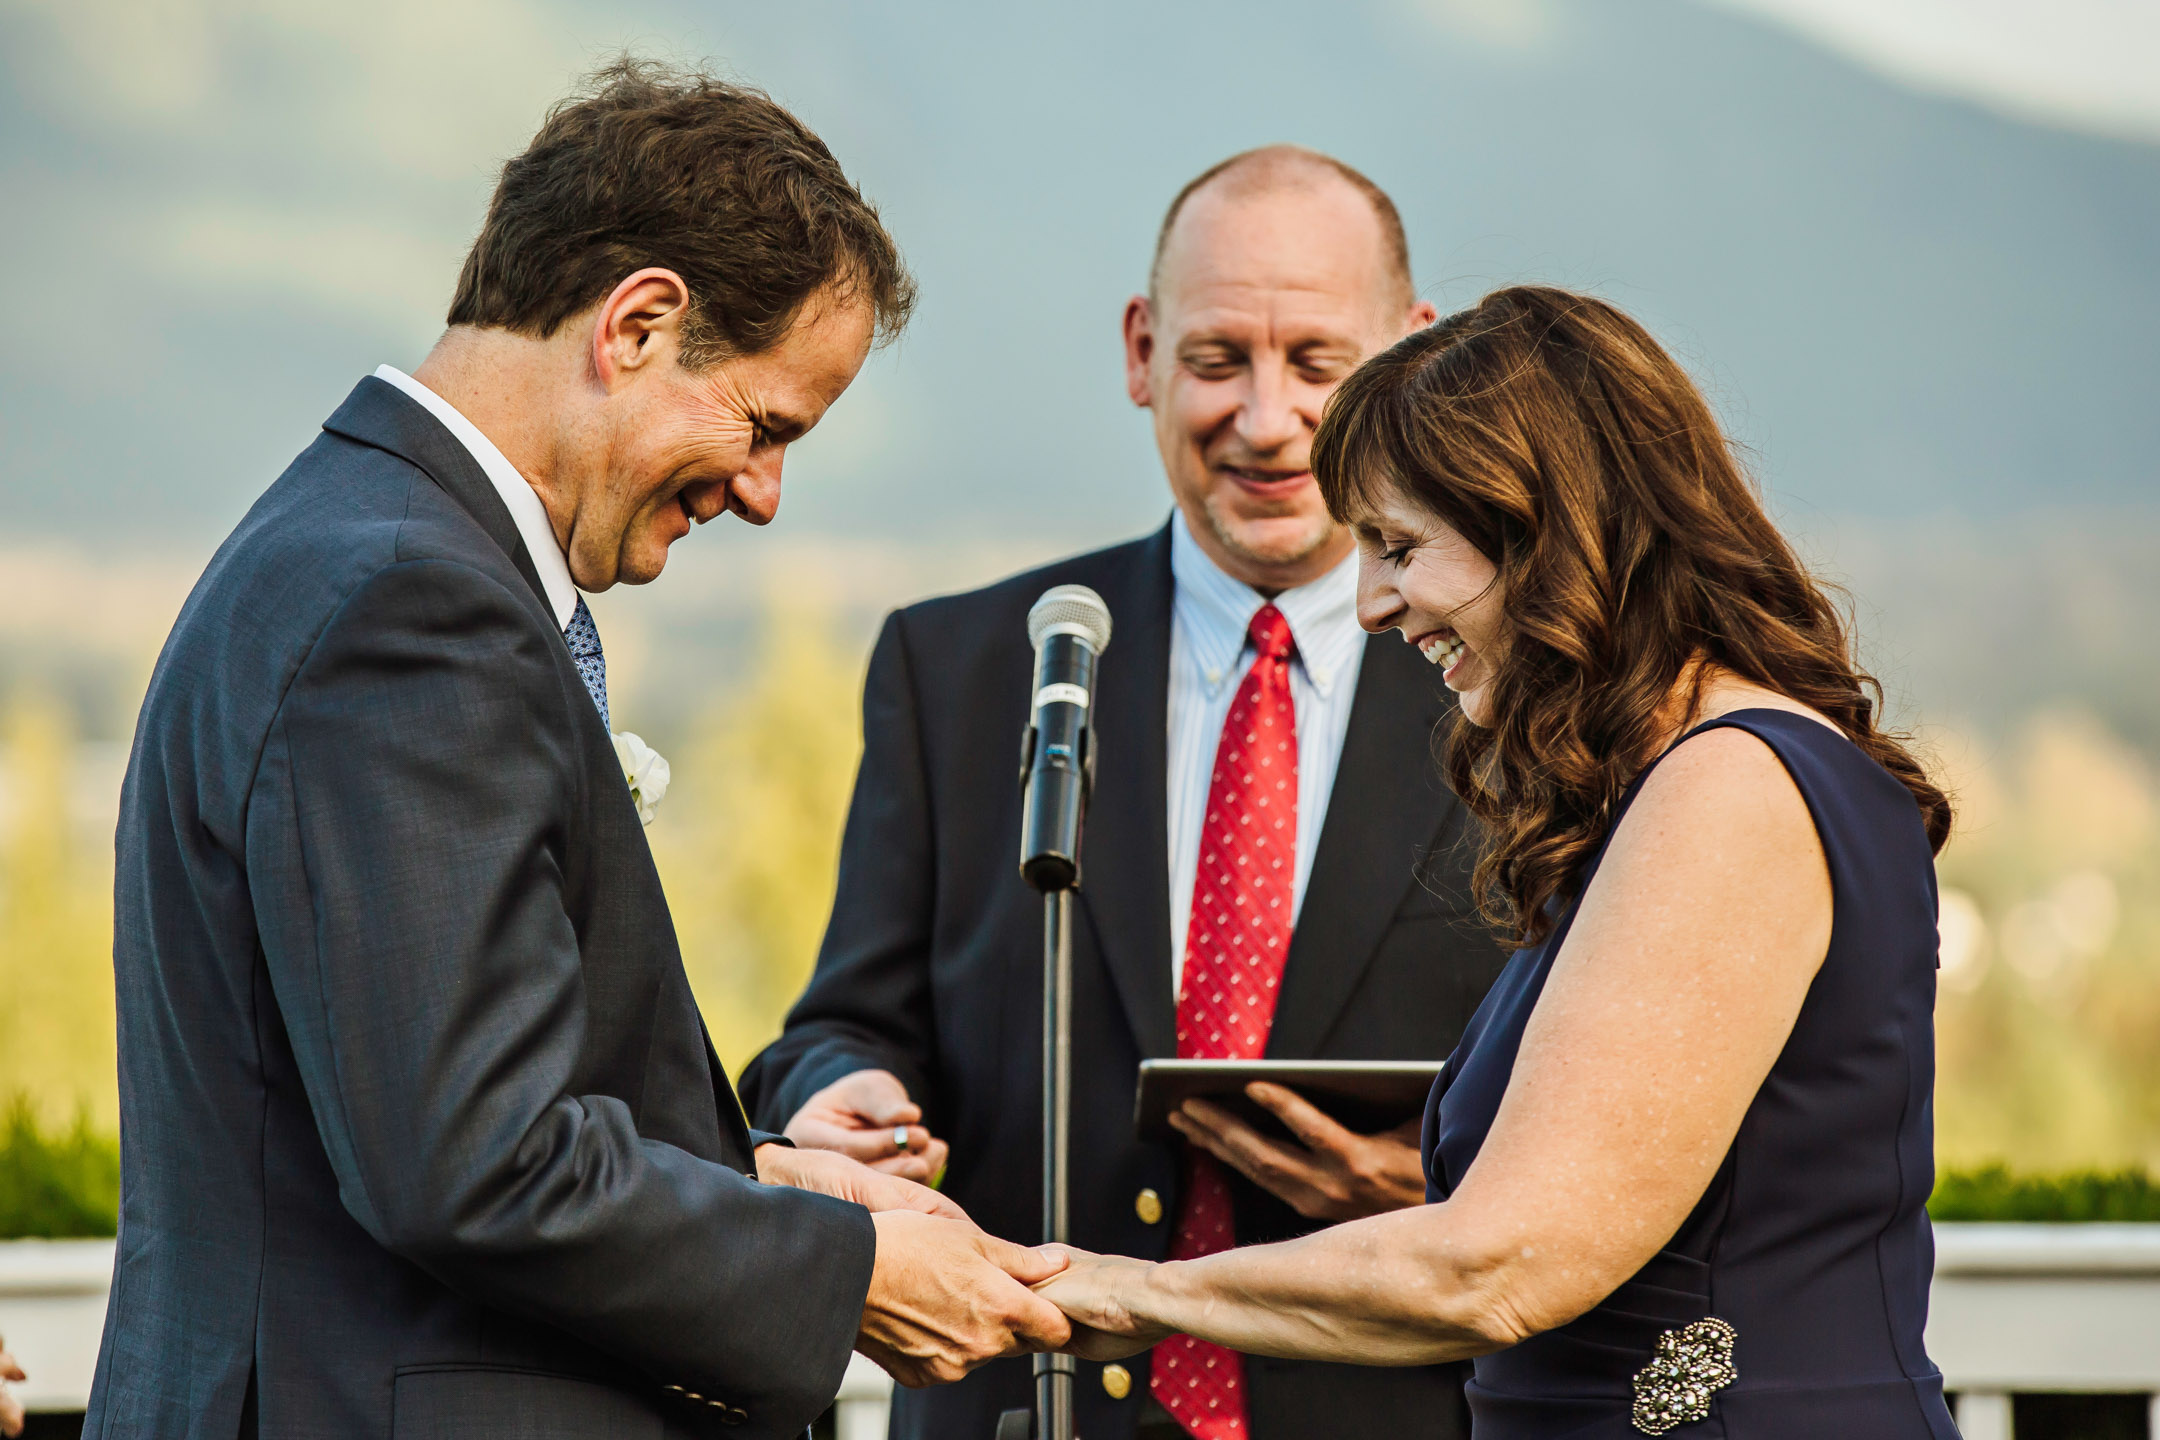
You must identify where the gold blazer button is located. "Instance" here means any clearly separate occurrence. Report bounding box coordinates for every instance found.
[1135,1187,1164,1225]
[1102,1364,1133,1400]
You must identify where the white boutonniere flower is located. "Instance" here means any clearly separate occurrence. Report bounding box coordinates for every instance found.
[612,730,671,826]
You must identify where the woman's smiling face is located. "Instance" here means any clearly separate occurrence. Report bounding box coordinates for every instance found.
[1348,485,1508,725]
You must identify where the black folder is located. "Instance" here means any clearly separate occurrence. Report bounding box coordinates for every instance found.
[1134,1058,1444,1143]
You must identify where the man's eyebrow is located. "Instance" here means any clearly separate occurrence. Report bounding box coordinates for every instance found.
[1286,331,1362,351]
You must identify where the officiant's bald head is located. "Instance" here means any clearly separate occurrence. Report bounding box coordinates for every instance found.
[1148,145,1416,313]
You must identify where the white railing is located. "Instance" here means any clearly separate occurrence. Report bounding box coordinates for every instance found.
[0,1239,111,1412]
[0,1237,900,1432]
[1931,1223,2160,1440]
[8,1226,2159,1439]
[835,1354,895,1440]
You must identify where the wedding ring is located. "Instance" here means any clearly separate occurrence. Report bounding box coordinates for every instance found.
[893,1125,911,1154]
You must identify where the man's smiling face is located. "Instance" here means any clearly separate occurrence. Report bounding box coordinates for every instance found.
[569,285,876,589]
[1127,168,1433,592]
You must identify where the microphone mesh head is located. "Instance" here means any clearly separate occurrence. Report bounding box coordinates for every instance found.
[1027,584,1113,653]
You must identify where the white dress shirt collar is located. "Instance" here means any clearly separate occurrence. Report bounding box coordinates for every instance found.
[372,364,580,631]
[1167,511,1361,699]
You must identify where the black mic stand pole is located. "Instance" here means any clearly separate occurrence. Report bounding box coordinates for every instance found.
[997,864,1078,1440]
[1033,883,1077,1440]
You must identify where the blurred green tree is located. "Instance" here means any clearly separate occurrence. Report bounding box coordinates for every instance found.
[0,694,117,1131]
[647,603,864,1073]
[4,619,2158,1189]
[1935,709,2160,1169]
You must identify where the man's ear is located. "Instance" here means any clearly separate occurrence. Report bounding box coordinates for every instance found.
[1122,295,1156,409]
[1407,298,1440,333]
[592,267,694,388]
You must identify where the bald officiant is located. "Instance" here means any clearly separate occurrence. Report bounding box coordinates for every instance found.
[741,147,1507,1440]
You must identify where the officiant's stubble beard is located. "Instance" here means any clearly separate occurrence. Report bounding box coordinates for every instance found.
[1200,488,1339,573]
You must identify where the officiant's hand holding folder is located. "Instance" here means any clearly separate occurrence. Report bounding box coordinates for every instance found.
[1134,1060,1442,1224]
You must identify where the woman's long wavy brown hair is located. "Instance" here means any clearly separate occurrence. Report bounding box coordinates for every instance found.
[1312,285,1952,944]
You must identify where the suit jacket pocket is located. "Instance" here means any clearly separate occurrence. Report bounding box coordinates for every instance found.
[393,1366,667,1440]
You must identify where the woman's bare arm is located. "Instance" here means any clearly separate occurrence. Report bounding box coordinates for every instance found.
[1039,726,1833,1363]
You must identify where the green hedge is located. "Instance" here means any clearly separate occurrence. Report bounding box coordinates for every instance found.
[1930,1164,2160,1222]
[0,1098,120,1238]
[0,1105,2155,1238]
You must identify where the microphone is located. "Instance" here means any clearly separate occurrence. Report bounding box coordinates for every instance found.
[1018,585,1113,892]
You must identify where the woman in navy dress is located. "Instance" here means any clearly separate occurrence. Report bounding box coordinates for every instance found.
[1039,285,1960,1439]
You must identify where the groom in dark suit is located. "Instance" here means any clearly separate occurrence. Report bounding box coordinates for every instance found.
[743,148,1508,1440]
[92,61,1069,1440]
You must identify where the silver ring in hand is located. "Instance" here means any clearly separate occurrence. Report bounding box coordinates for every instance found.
[893,1125,911,1154]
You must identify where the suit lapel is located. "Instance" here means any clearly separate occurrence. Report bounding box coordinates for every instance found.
[1075,524,1178,1059]
[1267,631,1460,1058]
[322,376,554,617]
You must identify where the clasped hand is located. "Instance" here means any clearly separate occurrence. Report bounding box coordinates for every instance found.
[754,1143,1072,1387]
[1029,1248,1171,1361]
[768,1074,1425,1382]
[1025,1086,1428,1359]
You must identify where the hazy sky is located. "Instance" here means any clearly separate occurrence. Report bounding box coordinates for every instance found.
[1709,0,2160,140]
[7,0,2145,356]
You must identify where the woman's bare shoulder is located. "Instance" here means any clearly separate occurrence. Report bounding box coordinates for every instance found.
[1604,673,1840,859]
[1603,722,1822,895]
[1560,715,1833,1003]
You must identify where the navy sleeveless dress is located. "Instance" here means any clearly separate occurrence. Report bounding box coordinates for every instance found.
[1423,710,1958,1439]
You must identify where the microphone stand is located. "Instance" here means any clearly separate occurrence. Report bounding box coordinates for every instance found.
[1008,781,1082,1440]
[996,882,1079,1440]
[1001,587,1108,1440]
[1033,884,1077,1440]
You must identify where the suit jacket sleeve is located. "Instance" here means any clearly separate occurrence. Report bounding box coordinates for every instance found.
[740,610,942,1129]
[245,557,874,1422]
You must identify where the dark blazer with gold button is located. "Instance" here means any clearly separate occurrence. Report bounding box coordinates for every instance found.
[742,524,1509,1440]
[90,377,874,1440]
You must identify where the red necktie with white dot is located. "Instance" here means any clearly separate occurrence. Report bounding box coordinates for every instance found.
[1152,604,1298,1440]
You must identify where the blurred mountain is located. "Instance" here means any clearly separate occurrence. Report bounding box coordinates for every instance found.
[699,0,2160,537]
[3,0,2156,541]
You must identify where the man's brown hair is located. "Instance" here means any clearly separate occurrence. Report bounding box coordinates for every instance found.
[448,57,915,367]
[1149,145,1414,306]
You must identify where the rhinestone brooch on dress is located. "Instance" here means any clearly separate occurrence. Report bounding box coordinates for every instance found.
[1629,1316,1738,1434]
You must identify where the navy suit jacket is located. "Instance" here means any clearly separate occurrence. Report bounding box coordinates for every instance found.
[89,378,874,1440]
[742,528,1509,1440]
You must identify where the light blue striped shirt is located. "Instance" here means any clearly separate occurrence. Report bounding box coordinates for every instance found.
[1166,514,1366,990]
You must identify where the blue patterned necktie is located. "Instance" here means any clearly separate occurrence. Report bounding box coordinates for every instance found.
[563,595,610,731]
